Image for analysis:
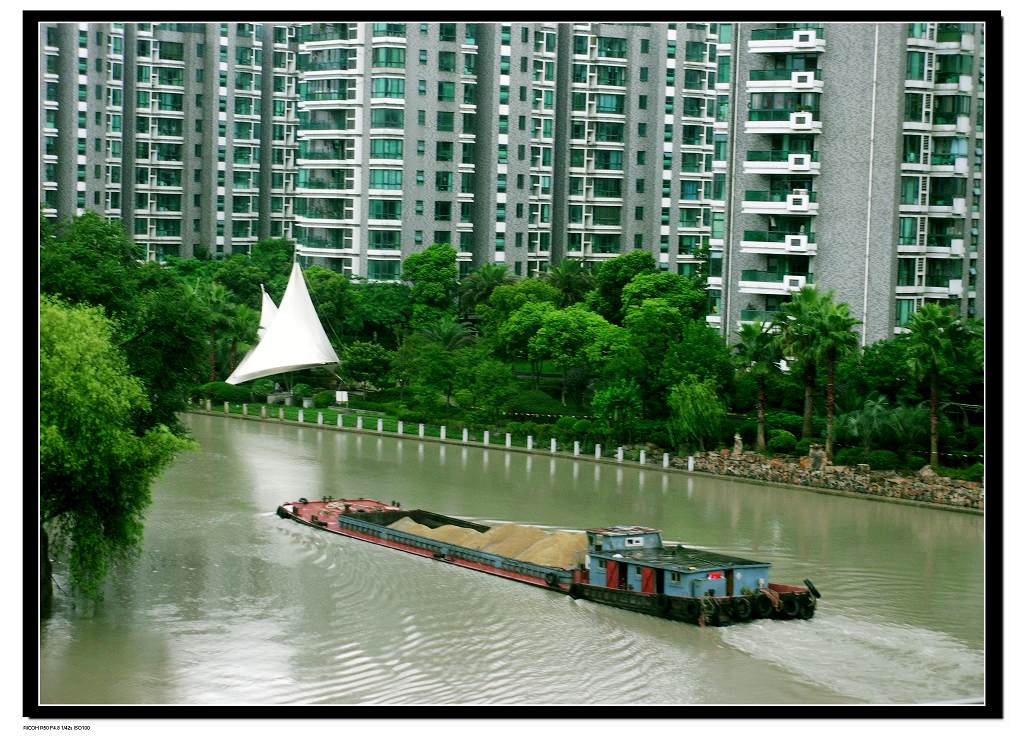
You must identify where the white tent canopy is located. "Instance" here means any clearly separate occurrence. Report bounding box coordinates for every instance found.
[225,263,339,385]
[257,284,278,340]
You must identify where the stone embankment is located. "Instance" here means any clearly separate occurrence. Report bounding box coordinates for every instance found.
[677,448,983,511]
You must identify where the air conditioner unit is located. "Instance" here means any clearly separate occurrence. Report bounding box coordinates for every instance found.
[785,234,808,250]
[790,112,813,128]
[792,71,814,87]
[785,275,806,290]
[794,30,817,46]
[789,153,811,170]
[787,189,810,210]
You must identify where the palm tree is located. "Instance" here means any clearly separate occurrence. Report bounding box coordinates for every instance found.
[192,280,235,381]
[458,264,514,316]
[905,303,958,467]
[813,297,861,459]
[543,259,595,307]
[416,315,476,351]
[226,304,260,374]
[775,286,828,440]
[841,395,893,453]
[733,321,782,452]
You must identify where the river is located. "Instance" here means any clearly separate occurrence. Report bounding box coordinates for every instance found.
[39,413,985,705]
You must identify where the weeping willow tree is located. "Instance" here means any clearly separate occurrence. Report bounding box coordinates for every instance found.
[40,297,189,609]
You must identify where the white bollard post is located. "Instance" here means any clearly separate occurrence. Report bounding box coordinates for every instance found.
[483,430,490,446]
[260,406,267,418]
[574,440,580,456]
[337,414,344,428]
[419,423,425,438]
[688,455,695,472]
[505,433,512,448]
[397,421,404,435]
[298,409,304,423]
[462,428,469,443]
[242,404,248,416]
[223,402,230,414]
[551,438,557,454]
[440,426,446,440]
[278,407,284,420]
[206,399,212,411]
[317,412,324,426]
[377,418,383,433]
[527,435,533,451]
[640,450,646,465]
[663,452,670,468]
[595,444,602,459]
[616,447,623,462]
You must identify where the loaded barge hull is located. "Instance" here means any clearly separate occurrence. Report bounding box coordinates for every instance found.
[278,498,819,627]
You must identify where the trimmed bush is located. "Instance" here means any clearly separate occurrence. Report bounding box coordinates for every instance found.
[313,390,334,408]
[763,411,804,438]
[834,447,866,466]
[905,454,927,470]
[866,449,901,470]
[766,429,796,454]
[193,381,252,404]
[252,379,275,398]
[934,463,984,482]
[291,383,313,401]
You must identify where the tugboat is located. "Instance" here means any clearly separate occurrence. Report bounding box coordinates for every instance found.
[278,498,820,627]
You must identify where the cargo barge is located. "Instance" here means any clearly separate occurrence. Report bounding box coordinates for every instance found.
[277,497,820,627]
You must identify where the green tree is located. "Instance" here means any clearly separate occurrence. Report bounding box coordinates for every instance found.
[416,315,476,351]
[659,320,734,403]
[529,305,622,404]
[249,238,295,300]
[905,304,969,466]
[666,376,726,453]
[213,255,266,310]
[340,341,394,387]
[591,379,644,444]
[41,213,208,432]
[543,259,595,307]
[480,278,561,333]
[620,298,686,414]
[402,243,458,326]
[775,286,829,440]
[586,250,658,323]
[496,300,557,385]
[40,297,188,604]
[348,282,413,347]
[453,347,520,420]
[620,272,706,321]
[814,297,861,459]
[459,263,514,317]
[733,321,783,452]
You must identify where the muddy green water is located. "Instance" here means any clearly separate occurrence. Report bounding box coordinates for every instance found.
[39,414,985,705]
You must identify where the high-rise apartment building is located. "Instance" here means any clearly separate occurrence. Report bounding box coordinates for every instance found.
[40,20,985,341]
[40,21,299,260]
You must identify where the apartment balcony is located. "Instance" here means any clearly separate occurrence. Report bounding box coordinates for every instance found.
[741,189,818,215]
[741,230,817,255]
[934,74,974,94]
[744,149,820,175]
[745,109,822,135]
[739,270,814,296]
[747,68,823,92]
[748,26,826,54]
[739,309,778,325]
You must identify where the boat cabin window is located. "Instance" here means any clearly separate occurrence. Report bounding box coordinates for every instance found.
[593,535,604,552]
[624,536,644,548]
[669,571,681,582]
[594,559,605,570]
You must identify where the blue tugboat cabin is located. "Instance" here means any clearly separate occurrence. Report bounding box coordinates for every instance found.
[585,526,771,598]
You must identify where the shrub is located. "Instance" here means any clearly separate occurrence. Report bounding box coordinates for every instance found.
[766,429,796,454]
[193,381,252,404]
[866,449,901,470]
[571,418,593,440]
[291,383,313,401]
[313,390,334,408]
[834,447,866,466]
[934,463,984,482]
[252,379,275,398]
[905,454,927,470]
[555,416,578,441]
[763,411,804,438]
[793,439,812,457]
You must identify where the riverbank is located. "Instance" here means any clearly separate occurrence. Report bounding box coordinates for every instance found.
[185,405,982,515]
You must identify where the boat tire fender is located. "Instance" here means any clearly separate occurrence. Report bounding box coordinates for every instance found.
[798,600,815,620]
[568,583,583,600]
[733,597,753,621]
[782,595,801,619]
[544,572,559,588]
[298,497,308,505]
[679,599,699,621]
[803,579,822,599]
[753,593,774,619]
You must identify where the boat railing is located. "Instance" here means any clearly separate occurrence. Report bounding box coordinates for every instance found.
[336,514,573,582]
